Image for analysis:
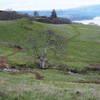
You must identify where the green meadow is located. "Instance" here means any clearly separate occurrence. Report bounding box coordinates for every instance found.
[0,70,100,100]
[0,20,100,100]
[0,20,100,71]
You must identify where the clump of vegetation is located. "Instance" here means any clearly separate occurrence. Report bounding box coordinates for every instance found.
[33,11,39,17]
[36,17,72,24]
[0,10,31,20]
[35,9,72,24]
[50,9,58,19]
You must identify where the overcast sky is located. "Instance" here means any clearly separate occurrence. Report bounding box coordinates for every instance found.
[0,0,100,10]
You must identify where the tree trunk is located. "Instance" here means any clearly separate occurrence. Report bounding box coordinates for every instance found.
[39,56,47,69]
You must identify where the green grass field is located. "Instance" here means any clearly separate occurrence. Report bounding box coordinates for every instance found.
[0,70,100,100]
[0,20,100,71]
[0,20,100,100]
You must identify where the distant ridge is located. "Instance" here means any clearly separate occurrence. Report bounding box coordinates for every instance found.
[65,4,100,20]
[18,4,100,21]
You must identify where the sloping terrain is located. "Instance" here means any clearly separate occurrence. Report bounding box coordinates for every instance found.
[0,20,100,100]
[0,20,100,71]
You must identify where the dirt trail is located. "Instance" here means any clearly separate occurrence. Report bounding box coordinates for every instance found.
[0,49,21,68]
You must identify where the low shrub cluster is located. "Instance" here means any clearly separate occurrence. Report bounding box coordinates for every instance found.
[0,11,33,20]
[35,17,72,24]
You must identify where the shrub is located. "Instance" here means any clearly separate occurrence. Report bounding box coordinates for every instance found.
[35,17,72,24]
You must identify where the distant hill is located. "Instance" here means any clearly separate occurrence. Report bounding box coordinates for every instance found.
[65,4,100,20]
[18,4,100,21]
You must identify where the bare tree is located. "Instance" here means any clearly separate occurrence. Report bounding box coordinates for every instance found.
[27,30,66,69]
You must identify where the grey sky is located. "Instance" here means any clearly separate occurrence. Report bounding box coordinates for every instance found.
[0,0,100,10]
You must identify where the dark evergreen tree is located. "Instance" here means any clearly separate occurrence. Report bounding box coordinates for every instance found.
[33,11,39,17]
[50,9,57,19]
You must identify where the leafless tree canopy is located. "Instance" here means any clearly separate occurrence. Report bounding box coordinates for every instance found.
[27,30,66,69]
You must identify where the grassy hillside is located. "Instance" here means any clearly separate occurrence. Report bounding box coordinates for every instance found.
[0,20,100,71]
[0,20,100,100]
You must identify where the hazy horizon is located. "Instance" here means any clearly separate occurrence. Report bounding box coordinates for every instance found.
[75,17,100,26]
